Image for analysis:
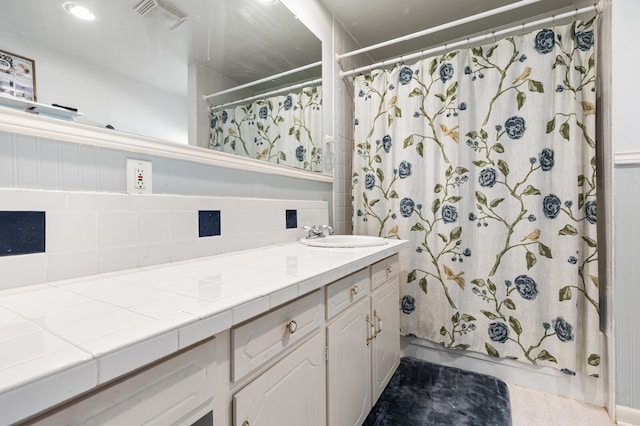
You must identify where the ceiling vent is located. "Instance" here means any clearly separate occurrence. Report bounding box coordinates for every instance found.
[134,0,188,30]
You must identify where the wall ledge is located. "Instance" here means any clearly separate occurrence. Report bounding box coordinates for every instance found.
[615,152,640,165]
[0,108,334,183]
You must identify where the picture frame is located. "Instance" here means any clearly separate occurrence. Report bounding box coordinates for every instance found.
[0,49,36,102]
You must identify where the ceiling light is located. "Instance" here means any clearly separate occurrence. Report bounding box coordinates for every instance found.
[63,2,96,21]
[256,0,278,4]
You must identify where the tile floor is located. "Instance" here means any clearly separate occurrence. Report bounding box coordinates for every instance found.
[508,383,621,426]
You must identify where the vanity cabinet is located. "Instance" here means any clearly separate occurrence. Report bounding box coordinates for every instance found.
[230,289,326,426]
[233,332,326,426]
[230,254,400,426]
[3,241,407,426]
[29,337,218,426]
[326,254,400,426]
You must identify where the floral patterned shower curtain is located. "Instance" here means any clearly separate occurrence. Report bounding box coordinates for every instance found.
[209,85,323,172]
[352,20,600,376]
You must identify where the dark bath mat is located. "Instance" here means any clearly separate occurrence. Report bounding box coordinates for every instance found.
[363,357,512,426]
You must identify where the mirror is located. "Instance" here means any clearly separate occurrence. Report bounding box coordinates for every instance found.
[0,0,323,171]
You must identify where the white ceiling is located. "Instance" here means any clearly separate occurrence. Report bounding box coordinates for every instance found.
[0,0,594,101]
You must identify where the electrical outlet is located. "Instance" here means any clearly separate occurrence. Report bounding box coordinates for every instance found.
[126,159,152,194]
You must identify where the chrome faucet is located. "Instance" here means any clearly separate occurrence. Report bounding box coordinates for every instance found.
[303,225,334,238]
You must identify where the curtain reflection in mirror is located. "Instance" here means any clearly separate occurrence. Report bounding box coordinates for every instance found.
[209,85,322,172]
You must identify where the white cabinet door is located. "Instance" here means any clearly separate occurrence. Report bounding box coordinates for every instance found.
[233,332,325,426]
[370,280,401,404]
[326,298,371,426]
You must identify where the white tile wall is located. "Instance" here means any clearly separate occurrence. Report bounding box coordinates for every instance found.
[138,211,171,244]
[0,253,48,289]
[171,211,198,241]
[97,211,138,248]
[97,246,138,274]
[138,243,172,267]
[332,18,367,236]
[47,211,97,253]
[48,251,98,282]
[0,188,328,290]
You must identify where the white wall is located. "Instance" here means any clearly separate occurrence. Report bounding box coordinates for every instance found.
[0,28,188,144]
[612,0,640,422]
[611,0,640,154]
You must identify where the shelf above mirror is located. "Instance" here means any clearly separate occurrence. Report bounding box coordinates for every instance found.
[0,94,83,121]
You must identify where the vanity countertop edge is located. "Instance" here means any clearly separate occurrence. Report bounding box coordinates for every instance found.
[0,239,408,424]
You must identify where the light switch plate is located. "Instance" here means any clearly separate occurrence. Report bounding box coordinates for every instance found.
[126,159,152,194]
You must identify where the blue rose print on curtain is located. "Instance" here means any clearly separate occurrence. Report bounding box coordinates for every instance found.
[352,19,600,377]
[505,116,526,139]
[534,29,555,53]
[539,148,554,171]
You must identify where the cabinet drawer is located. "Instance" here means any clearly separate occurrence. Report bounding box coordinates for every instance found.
[325,268,369,320]
[371,254,399,290]
[232,289,323,382]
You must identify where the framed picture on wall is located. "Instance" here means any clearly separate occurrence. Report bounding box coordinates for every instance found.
[0,49,36,102]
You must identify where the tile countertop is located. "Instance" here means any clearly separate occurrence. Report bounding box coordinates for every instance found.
[0,239,408,424]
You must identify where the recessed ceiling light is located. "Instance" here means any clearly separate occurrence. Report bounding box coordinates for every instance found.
[256,0,278,4]
[63,2,96,21]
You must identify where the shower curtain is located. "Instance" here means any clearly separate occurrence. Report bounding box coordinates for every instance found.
[352,19,600,376]
[210,85,323,172]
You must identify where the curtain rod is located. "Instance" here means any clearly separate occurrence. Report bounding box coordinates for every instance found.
[337,0,543,62]
[340,4,598,79]
[203,61,321,101]
[208,78,322,111]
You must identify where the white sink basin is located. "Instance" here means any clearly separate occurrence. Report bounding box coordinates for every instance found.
[299,235,388,248]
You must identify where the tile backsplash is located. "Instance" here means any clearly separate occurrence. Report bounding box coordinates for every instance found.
[198,210,221,237]
[285,209,297,229]
[0,211,46,256]
[0,188,328,290]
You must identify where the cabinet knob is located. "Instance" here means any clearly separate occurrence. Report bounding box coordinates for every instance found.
[386,265,393,274]
[350,285,359,296]
[287,320,298,334]
[242,421,250,426]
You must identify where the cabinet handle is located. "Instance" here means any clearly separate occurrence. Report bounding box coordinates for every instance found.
[287,320,298,334]
[366,314,376,345]
[386,265,393,274]
[242,421,250,426]
[374,310,382,335]
[350,285,359,296]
